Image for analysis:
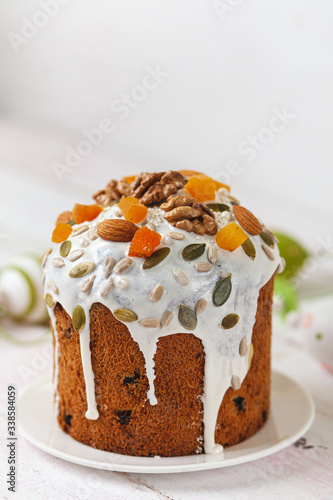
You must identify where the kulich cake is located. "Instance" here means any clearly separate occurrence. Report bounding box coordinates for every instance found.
[43,171,282,457]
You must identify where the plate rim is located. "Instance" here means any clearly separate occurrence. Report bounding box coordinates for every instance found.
[18,370,315,473]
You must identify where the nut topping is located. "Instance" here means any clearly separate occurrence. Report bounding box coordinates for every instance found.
[161,194,217,236]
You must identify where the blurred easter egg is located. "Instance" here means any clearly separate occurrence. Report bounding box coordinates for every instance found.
[0,253,47,323]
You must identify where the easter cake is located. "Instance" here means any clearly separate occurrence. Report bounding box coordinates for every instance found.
[43,171,281,456]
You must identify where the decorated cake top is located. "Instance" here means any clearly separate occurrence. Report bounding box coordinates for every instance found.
[43,170,282,455]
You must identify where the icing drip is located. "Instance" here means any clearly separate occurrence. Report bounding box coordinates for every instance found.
[44,200,280,454]
[79,318,99,420]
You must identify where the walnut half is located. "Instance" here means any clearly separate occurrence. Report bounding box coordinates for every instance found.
[161,194,218,236]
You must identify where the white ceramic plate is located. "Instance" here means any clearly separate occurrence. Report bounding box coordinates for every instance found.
[18,370,315,473]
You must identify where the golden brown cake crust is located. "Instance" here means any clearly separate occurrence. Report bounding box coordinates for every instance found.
[53,276,274,457]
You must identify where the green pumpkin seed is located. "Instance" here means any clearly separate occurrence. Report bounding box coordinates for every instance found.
[44,293,54,308]
[206,203,230,213]
[106,199,120,206]
[60,240,71,258]
[142,247,170,269]
[221,313,239,329]
[67,219,76,226]
[72,305,86,333]
[178,304,197,330]
[113,308,138,322]
[260,230,275,248]
[181,243,206,261]
[242,238,256,260]
[213,275,232,307]
[69,262,95,278]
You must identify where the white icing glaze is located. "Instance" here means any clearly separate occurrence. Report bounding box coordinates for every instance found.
[43,193,280,455]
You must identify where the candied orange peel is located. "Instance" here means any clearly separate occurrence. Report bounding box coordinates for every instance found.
[52,223,73,243]
[128,226,162,258]
[119,196,148,224]
[73,203,103,224]
[216,222,247,252]
[185,174,230,202]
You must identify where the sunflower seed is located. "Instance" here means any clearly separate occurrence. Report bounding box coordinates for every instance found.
[242,239,256,260]
[261,244,275,261]
[103,256,115,278]
[248,343,254,370]
[178,304,197,330]
[231,375,241,390]
[239,335,248,356]
[41,248,52,268]
[195,298,207,315]
[206,203,230,212]
[260,230,275,248]
[276,257,286,274]
[182,243,206,261]
[52,258,65,268]
[87,228,98,241]
[69,262,95,278]
[146,222,155,231]
[72,305,86,333]
[49,278,58,294]
[213,275,232,307]
[194,262,213,273]
[221,313,239,329]
[100,278,113,298]
[115,209,122,218]
[139,318,161,328]
[72,224,89,236]
[161,310,173,327]
[169,232,185,240]
[149,284,164,303]
[172,268,189,286]
[44,293,54,308]
[81,275,95,294]
[113,308,138,322]
[113,257,133,274]
[142,247,170,269]
[207,246,218,265]
[60,240,71,258]
[68,249,84,262]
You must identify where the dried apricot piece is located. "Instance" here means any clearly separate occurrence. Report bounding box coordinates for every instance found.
[52,223,73,243]
[178,169,203,177]
[56,211,73,225]
[119,196,148,224]
[128,226,162,258]
[214,180,230,192]
[185,174,230,202]
[73,203,103,224]
[124,175,136,184]
[216,222,248,252]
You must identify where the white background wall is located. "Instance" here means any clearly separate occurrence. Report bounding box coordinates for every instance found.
[0,0,332,261]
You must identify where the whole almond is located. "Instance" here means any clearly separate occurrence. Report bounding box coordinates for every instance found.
[233,205,262,236]
[97,219,138,242]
